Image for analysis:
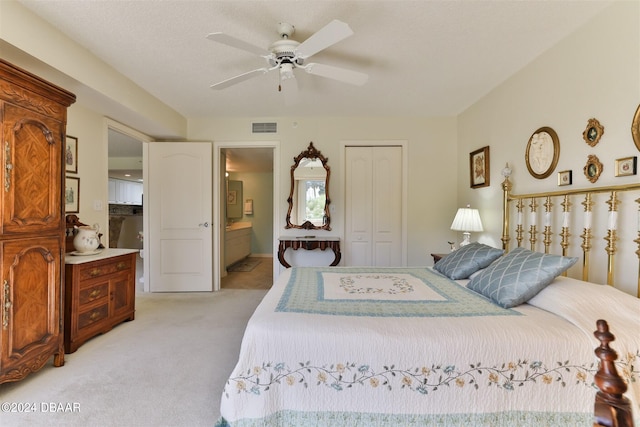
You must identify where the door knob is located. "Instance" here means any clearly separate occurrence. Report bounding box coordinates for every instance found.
[199,222,209,228]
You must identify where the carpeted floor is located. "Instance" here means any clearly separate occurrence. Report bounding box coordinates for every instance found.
[0,289,267,427]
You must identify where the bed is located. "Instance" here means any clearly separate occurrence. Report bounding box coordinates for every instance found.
[217,176,640,426]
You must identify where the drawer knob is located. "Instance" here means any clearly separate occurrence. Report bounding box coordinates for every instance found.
[89,311,101,321]
[88,289,102,300]
[116,262,127,270]
[89,269,102,277]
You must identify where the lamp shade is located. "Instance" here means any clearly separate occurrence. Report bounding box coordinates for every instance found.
[450,207,483,232]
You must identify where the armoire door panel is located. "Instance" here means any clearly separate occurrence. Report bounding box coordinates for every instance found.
[2,103,62,234]
[1,237,60,359]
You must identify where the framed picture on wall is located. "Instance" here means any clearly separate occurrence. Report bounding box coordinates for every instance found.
[557,170,572,186]
[65,176,80,213]
[469,146,490,189]
[65,135,78,173]
[615,156,637,177]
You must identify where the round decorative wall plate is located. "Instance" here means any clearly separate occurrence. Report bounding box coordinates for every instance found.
[632,104,640,152]
[525,127,559,179]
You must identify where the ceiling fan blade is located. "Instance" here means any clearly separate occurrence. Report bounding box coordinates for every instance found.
[303,63,368,86]
[210,68,270,90]
[206,32,270,57]
[280,75,299,106]
[295,20,354,59]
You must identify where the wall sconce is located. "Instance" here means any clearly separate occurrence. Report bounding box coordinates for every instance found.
[450,205,483,247]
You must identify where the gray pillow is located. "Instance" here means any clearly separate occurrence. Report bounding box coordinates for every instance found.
[433,242,504,280]
[468,247,578,308]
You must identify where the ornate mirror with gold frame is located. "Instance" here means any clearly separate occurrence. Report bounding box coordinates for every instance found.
[285,142,331,230]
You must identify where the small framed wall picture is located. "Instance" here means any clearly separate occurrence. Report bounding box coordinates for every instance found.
[582,118,604,147]
[469,146,490,189]
[65,176,80,213]
[614,156,637,177]
[583,154,603,184]
[65,135,78,174]
[557,170,572,186]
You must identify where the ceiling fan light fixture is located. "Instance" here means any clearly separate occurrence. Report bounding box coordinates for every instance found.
[280,62,295,80]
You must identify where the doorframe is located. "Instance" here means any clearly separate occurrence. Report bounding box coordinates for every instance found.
[104,119,152,291]
[340,140,408,266]
[213,140,280,291]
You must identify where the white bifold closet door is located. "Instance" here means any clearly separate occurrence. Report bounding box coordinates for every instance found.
[344,146,402,266]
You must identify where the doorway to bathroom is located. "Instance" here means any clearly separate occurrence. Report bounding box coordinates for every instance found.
[214,142,279,291]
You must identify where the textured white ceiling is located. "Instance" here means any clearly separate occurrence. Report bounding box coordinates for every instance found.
[18,0,612,120]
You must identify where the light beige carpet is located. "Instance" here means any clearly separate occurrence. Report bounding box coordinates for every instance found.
[0,289,267,427]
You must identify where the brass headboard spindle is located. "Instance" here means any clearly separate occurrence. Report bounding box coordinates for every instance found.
[528,198,538,251]
[604,191,619,286]
[635,197,640,297]
[580,193,594,283]
[559,195,571,276]
[501,170,512,252]
[559,195,571,256]
[543,196,553,254]
[516,198,525,249]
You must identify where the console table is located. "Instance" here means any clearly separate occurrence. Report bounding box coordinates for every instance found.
[278,236,341,268]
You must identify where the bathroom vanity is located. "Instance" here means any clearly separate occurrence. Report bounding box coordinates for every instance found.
[225,222,252,267]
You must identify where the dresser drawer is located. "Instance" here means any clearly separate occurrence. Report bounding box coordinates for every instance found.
[78,282,109,307]
[78,257,132,281]
[77,303,109,330]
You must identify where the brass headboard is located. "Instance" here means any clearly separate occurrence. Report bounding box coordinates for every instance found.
[501,175,640,297]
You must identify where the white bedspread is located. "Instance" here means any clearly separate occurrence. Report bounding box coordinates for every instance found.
[218,267,640,426]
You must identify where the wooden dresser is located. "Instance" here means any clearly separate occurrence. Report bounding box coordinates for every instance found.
[0,60,75,384]
[64,249,137,353]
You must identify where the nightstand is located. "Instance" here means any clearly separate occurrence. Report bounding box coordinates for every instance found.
[431,253,448,264]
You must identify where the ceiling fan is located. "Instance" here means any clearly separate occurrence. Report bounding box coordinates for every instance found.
[206,20,368,99]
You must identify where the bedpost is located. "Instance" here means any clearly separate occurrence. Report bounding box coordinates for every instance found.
[593,320,633,427]
[501,164,512,252]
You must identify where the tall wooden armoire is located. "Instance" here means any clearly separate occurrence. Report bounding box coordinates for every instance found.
[0,59,76,384]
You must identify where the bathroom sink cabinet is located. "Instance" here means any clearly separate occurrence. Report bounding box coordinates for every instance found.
[225,225,251,267]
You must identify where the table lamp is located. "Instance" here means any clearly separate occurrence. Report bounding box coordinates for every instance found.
[450,205,483,247]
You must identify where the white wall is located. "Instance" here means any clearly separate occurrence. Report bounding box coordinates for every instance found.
[188,116,459,266]
[65,104,110,237]
[457,1,640,295]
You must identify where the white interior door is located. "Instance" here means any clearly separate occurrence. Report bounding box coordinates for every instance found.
[345,145,403,266]
[148,142,212,292]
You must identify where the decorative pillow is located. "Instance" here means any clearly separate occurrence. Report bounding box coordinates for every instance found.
[467,247,578,308]
[433,242,504,280]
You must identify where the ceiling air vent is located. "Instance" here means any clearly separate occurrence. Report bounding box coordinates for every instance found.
[252,122,277,134]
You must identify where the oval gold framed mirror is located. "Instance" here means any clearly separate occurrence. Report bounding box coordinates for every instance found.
[285,142,331,230]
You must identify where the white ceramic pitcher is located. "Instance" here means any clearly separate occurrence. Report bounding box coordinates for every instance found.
[73,224,100,253]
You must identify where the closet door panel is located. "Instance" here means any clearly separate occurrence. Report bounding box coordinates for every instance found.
[345,146,402,267]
